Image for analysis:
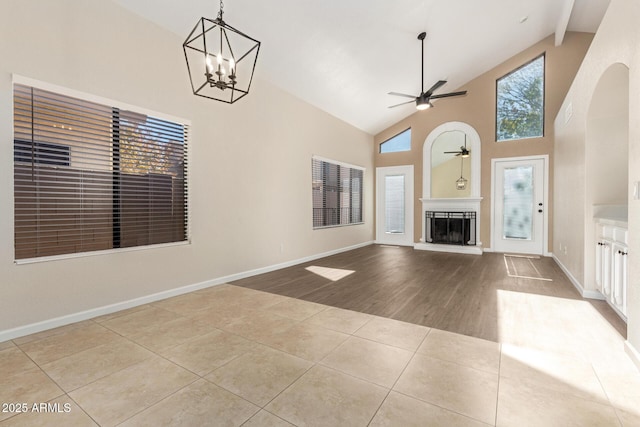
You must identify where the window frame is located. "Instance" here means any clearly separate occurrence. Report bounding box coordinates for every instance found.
[312,155,365,229]
[12,75,191,264]
[379,128,412,154]
[495,53,546,142]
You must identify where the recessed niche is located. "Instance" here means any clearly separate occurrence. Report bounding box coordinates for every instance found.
[431,130,471,198]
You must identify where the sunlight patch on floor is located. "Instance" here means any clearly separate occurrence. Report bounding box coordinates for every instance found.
[495,289,625,362]
[503,254,553,281]
[305,265,355,282]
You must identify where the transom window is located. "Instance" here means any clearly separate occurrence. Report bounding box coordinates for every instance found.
[496,54,545,142]
[380,128,411,153]
[312,157,364,228]
[13,83,189,261]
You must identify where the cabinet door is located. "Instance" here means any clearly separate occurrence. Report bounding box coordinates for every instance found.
[601,241,612,297]
[612,243,628,315]
[596,241,604,292]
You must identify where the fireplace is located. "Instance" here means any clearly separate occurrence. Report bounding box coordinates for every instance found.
[426,211,476,246]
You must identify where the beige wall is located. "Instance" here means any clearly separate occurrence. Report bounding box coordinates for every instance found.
[431,157,472,198]
[0,0,374,335]
[554,0,640,361]
[374,32,593,249]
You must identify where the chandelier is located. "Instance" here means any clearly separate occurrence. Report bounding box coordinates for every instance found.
[183,0,261,104]
[456,156,468,190]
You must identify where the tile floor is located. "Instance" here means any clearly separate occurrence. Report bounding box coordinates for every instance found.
[1,284,639,426]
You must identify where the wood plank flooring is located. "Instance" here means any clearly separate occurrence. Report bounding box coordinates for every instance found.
[231,245,626,344]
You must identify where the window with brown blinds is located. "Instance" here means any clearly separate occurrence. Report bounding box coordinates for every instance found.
[312,157,363,229]
[13,83,189,260]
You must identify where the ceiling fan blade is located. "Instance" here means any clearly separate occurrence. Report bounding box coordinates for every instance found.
[388,92,416,99]
[388,100,415,108]
[444,151,462,154]
[425,80,447,96]
[429,90,468,99]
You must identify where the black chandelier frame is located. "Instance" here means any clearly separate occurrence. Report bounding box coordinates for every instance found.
[183,1,261,104]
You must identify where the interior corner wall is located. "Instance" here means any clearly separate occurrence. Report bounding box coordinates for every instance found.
[374,31,593,250]
[553,0,640,360]
[0,0,374,335]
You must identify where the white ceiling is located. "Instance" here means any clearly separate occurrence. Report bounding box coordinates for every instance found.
[113,0,609,135]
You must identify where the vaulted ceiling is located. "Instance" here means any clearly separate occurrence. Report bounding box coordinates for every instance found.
[113,0,609,135]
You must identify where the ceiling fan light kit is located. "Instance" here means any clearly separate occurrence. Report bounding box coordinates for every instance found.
[388,32,467,110]
[183,0,261,104]
[416,93,433,110]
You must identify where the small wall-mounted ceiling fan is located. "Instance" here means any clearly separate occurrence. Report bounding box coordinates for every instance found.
[388,32,467,110]
[445,135,470,157]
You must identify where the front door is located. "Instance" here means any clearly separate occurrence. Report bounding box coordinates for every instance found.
[492,157,547,255]
[376,166,414,246]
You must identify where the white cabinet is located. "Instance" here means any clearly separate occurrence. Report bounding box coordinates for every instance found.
[595,221,628,320]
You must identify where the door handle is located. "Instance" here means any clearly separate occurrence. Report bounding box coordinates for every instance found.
[538,209,543,213]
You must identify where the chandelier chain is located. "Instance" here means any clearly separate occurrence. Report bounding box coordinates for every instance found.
[217,0,224,20]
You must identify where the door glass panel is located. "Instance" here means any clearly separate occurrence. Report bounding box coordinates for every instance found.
[385,175,405,234]
[502,166,533,240]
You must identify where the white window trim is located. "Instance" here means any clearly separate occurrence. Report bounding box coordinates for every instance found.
[12,74,190,126]
[312,155,365,171]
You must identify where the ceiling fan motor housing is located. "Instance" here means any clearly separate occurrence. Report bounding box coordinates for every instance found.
[387,31,467,110]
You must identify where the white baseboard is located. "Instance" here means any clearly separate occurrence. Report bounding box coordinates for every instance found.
[625,341,640,372]
[552,254,604,300]
[0,278,223,343]
[0,241,374,343]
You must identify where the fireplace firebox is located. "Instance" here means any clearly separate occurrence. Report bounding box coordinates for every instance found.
[426,211,476,246]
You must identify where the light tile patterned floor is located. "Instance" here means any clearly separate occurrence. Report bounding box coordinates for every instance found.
[1,284,639,426]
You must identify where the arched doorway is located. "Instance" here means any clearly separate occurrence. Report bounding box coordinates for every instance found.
[585,63,630,317]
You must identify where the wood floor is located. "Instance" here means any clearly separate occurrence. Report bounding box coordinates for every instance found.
[232,244,626,344]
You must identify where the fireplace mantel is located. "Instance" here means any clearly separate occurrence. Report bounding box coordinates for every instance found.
[420,197,483,210]
[415,197,483,255]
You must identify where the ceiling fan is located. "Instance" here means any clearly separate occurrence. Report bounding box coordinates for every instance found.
[444,135,470,157]
[388,32,467,110]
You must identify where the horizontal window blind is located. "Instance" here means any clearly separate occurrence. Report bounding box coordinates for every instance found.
[13,84,189,260]
[312,157,363,228]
